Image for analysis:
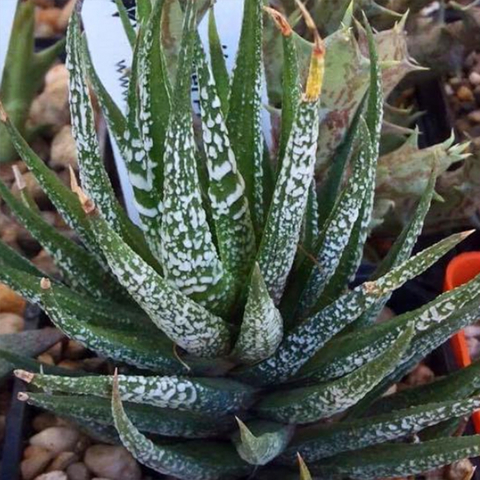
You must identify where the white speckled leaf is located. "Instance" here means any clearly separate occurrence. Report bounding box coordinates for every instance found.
[236,229,472,385]
[27,372,255,415]
[23,392,234,439]
[234,264,283,364]
[194,43,256,285]
[90,213,231,357]
[226,0,265,233]
[298,119,373,316]
[255,324,413,424]
[233,419,294,466]
[67,13,154,266]
[0,179,123,301]
[83,39,163,265]
[111,375,251,480]
[257,97,320,303]
[310,435,480,479]
[0,110,103,261]
[282,397,480,463]
[160,0,234,316]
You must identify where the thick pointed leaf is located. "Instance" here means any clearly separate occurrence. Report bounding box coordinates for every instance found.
[0,239,44,277]
[207,7,229,115]
[111,375,251,480]
[67,13,153,265]
[0,105,103,261]
[298,119,374,316]
[297,263,480,382]
[22,392,235,439]
[310,436,480,479]
[160,0,234,316]
[233,419,293,466]
[82,39,163,265]
[226,0,265,232]
[195,42,256,285]
[137,0,171,219]
[26,372,255,415]
[114,0,136,47]
[0,179,123,301]
[354,168,436,327]
[257,95,321,303]
[88,211,231,357]
[236,230,471,385]
[234,264,283,364]
[255,324,413,424]
[264,8,300,172]
[282,397,480,463]
[370,359,480,415]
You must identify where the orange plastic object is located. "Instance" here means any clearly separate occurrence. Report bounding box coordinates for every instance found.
[444,251,480,433]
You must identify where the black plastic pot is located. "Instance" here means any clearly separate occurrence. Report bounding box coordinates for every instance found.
[0,306,47,480]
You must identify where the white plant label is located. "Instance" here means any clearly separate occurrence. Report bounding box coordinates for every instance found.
[83,0,271,224]
[0,0,19,84]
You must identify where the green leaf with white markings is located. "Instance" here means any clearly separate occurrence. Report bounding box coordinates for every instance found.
[234,264,283,364]
[226,0,265,233]
[22,392,235,439]
[111,374,251,480]
[233,419,294,465]
[257,93,321,303]
[88,211,231,357]
[26,371,255,415]
[195,42,256,285]
[0,178,123,301]
[160,0,235,316]
[310,436,480,479]
[281,397,480,463]
[207,7,229,115]
[255,324,413,424]
[236,229,471,386]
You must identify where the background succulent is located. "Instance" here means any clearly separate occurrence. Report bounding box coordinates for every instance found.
[1,0,480,479]
[0,0,65,163]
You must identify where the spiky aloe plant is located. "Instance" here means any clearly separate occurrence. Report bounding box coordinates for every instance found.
[2,1,480,479]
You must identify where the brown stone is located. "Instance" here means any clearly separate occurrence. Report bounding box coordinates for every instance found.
[457,85,475,102]
[0,284,26,314]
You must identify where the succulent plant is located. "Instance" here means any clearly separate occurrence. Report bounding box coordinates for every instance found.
[2,1,480,478]
[0,0,65,163]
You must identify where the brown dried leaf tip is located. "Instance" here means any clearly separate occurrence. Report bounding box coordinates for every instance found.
[0,101,8,123]
[263,7,293,37]
[12,165,26,191]
[40,277,52,290]
[69,166,96,215]
[14,369,34,383]
[295,0,325,101]
[17,392,29,402]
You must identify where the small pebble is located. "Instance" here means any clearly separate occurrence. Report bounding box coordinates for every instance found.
[37,353,55,365]
[33,472,68,480]
[457,85,474,102]
[30,427,81,455]
[21,448,54,480]
[32,413,61,432]
[469,71,480,86]
[64,339,87,360]
[66,462,91,480]
[468,110,480,124]
[50,125,78,170]
[57,359,83,370]
[44,341,63,363]
[405,363,435,387]
[0,312,25,334]
[0,283,26,314]
[47,451,79,472]
[84,445,142,480]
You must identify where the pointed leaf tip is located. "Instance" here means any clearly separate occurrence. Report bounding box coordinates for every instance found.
[12,165,25,191]
[263,7,292,36]
[69,167,96,215]
[40,277,51,290]
[14,369,34,383]
[298,453,312,480]
[0,101,7,123]
[17,392,29,402]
